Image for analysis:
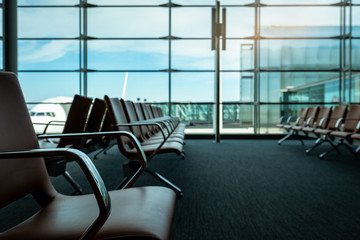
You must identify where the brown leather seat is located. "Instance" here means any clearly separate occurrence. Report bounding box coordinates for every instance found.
[104,96,183,197]
[0,72,176,240]
[302,106,332,134]
[277,107,309,145]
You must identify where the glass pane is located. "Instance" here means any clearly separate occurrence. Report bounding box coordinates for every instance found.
[353,7,360,37]
[88,40,168,70]
[260,72,340,103]
[172,40,214,70]
[171,103,214,132]
[226,7,254,37]
[18,8,79,38]
[261,7,340,37]
[172,7,211,38]
[18,0,78,5]
[353,39,360,70]
[260,39,340,70]
[351,73,360,103]
[88,0,167,5]
[222,40,254,70]
[262,0,340,4]
[222,104,254,133]
[222,0,254,4]
[173,0,215,5]
[18,73,80,102]
[0,10,3,36]
[18,40,79,70]
[222,72,254,102]
[88,72,168,102]
[172,72,214,102]
[88,8,168,38]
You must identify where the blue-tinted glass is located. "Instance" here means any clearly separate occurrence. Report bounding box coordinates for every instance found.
[18,40,79,70]
[88,0,167,5]
[261,7,340,37]
[222,40,254,70]
[88,8,168,38]
[172,8,211,37]
[222,72,254,102]
[172,72,214,102]
[18,8,79,38]
[88,72,168,102]
[18,0,78,5]
[18,73,80,102]
[0,40,2,69]
[260,72,340,103]
[226,7,254,37]
[222,104,254,133]
[262,0,340,4]
[353,39,360,70]
[353,7,360,37]
[351,74,360,103]
[88,40,168,70]
[260,39,340,69]
[172,40,214,70]
[173,0,214,5]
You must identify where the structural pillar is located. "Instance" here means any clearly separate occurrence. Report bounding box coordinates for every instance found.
[3,0,18,74]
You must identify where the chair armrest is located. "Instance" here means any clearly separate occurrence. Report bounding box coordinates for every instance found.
[42,120,66,134]
[279,116,284,123]
[317,117,327,129]
[356,120,360,131]
[38,131,147,188]
[335,118,344,129]
[305,117,314,126]
[114,122,167,140]
[0,148,109,240]
[286,116,292,124]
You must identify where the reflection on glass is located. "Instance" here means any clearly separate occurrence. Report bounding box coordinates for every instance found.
[88,0,166,5]
[173,0,214,5]
[172,40,214,70]
[222,72,254,102]
[87,40,168,70]
[172,72,214,102]
[18,73,80,102]
[18,0,78,5]
[261,0,339,4]
[18,40,79,70]
[18,8,79,38]
[0,10,3,36]
[88,72,168,102]
[226,8,254,37]
[222,104,254,133]
[351,73,360,103]
[353,8,360,37]
[222,40,254,70]
[88,8,168,37]
[260,72,340,103]
[222,0,254,4]
[352,40,360,70]
[261,8,339,37]
[260,39,340,69]
[172,8,211,37]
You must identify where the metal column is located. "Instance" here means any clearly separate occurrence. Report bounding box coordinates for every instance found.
[3,0,18,74]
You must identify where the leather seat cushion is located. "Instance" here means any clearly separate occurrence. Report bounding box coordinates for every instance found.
[330,131,352,138]
[0,186,176,240]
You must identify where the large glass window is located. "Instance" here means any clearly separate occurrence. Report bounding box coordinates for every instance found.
[16,0,359,135]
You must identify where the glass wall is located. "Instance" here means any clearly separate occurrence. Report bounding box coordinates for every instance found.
[16,0,360,135]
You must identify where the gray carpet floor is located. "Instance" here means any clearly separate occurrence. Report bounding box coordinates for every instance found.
[1,139,360,239]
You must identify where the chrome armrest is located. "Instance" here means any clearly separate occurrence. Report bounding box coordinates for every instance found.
[115,122,167,140]
[286,116,292,124]
[335,118,343,129]
[0,148,109,240]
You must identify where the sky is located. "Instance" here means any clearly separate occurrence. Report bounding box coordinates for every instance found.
[10,1,360,104]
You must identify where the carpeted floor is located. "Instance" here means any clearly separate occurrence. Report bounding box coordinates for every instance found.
[2,139,360,239]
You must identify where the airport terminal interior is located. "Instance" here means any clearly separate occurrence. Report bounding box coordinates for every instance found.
[1,0,360,239]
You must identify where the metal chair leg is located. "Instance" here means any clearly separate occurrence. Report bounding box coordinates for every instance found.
[278,131,292,145]
[145,168,183,198]
[306,138,322,154]
[63,171,83,195]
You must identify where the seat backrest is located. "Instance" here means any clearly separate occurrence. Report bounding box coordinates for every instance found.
[327,105,347,130]
[85,98,106,133]
[0,72,56,208]
[295,108,309,126]
[314,106,332,129]
[343,105,360,132]
[57,95,93,148]
[304,107,319,127]
[122,100,148,140]
[104,96,134,155]
[134,102,156,134]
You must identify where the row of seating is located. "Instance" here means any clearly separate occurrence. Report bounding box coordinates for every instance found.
[277,105,360,159]
[0,72,178,239]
